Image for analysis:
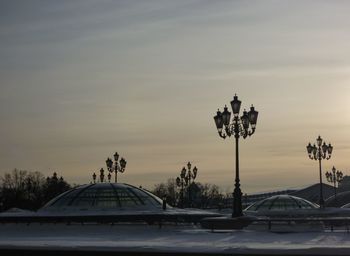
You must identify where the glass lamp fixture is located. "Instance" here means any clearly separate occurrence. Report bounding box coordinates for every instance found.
[230,94,241,117]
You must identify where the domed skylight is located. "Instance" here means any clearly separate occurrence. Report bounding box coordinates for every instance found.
[40,183,163,212]
[245,195,318,212]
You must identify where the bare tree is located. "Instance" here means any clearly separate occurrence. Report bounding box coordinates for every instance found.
[152,178,224,209]
[0,169,71,211]
[152,178,177,206]
[0,169,46,210]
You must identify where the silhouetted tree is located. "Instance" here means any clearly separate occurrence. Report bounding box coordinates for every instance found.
[0,169,45,210]
[0,169,71,211]
[152,178,177,206]
[152,178,224,209]
[196,183,222,208]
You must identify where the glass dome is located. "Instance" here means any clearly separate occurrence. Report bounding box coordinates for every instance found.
[341,202,350,208]
[245,195,319,212]
[40,183,164,212]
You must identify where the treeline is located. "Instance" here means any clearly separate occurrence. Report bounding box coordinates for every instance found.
[0,169,71,211]
[0,170,227,211]
[151,178,227,209]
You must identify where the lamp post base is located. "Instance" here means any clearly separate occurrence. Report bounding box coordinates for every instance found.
[232,187,243,218]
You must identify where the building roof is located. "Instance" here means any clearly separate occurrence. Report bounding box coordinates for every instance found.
[326,191,350,207]
[290,183,334,204]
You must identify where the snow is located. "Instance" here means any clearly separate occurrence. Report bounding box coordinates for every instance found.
[1,223,350,255]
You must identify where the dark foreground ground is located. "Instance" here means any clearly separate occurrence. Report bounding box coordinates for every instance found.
[1,249,349,256]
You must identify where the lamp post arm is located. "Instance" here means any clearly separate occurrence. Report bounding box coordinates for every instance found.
[248,128,256,137]
[225,125,231,137]
[322,151,327,159]
[218,131,227,139]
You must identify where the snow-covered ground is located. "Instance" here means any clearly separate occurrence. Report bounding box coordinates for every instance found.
[1,223,350,255]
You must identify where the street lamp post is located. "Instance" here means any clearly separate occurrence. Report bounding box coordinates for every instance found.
[326,166,343,200]
[214,94,258,218]
[176,162,198,207]
[99,168,105,183]
[306,136,333,208]
[176,175,185,208]
[92,169,112,183]
[106,152,127,183]
[185,162,198,207]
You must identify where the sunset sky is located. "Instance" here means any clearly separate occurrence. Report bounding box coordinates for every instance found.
[1,1,350,193]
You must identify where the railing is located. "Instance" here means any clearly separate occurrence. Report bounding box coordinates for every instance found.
[255,216,350,233]
[0,212,222,227]
[203,216,350,233]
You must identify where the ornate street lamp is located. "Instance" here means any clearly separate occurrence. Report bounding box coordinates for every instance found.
[99,168,105,183]
[214,94,258,217]
[306,135,333,208]
[326,166,343,200]
[176,176,185,208]
[92,172,97,183]
[186,162,198,207]
[106,152,127,183]
[176,162,198,207]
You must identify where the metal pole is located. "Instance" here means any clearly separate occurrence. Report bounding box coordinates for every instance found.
[181,179,184,208]
[318,157,324,208]
[334,175,337,199]
[188,173,191,207]
[115,169,118,183]
[233,119,242,217]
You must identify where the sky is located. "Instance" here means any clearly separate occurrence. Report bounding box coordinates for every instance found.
[1,0,350,194]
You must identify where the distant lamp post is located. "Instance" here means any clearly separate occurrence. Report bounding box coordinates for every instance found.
[92,172,97,183]
[52,172,58,182]
[185,162,198,207]
[176,162,198,207]
[99,168,105,183]
[214,94,258,217]
[106,152,127,183]
[306,135,333,208]
[326,166,343,200]
[176,175,185,208]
